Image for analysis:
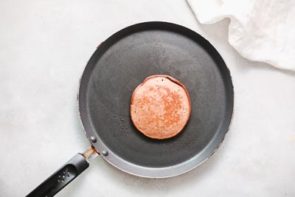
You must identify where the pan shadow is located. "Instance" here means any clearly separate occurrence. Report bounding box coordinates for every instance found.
[98,134,230,195]
[57,97,231,197]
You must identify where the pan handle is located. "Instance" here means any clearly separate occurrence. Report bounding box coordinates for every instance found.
[26,147,96,197]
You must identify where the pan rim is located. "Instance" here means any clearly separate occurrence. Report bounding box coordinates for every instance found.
[78,21,234,178]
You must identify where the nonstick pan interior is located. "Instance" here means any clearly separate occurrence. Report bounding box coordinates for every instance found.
[79,22,233,177]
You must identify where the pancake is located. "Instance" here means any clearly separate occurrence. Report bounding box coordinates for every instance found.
[130,75,191,139]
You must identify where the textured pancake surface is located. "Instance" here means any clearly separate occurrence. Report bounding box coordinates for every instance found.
[130,75,191,139]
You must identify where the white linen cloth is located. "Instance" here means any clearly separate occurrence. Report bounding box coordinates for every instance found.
[187,0,295,71]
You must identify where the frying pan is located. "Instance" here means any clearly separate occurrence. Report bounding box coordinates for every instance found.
[27,21,234,197]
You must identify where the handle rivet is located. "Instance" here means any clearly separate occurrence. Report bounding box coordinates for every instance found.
[102,150,108,156]
[90,136,97,143]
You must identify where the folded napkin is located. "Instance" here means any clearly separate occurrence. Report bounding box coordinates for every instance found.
[187,0,295,71]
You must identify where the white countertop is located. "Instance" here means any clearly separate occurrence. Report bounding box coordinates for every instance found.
[0,0,295,196]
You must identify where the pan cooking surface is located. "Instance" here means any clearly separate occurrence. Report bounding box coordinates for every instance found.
[79,22,233,176]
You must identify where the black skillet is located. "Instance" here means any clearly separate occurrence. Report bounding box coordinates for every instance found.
[27,21,234,197]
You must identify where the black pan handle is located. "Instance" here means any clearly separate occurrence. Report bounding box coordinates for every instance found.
[26,153,89,197]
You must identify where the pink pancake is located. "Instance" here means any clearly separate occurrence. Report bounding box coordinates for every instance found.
[130,75,191,139]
